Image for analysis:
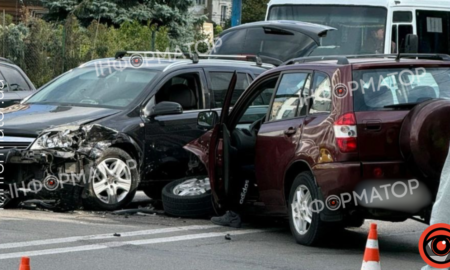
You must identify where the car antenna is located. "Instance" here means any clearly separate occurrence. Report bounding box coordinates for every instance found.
[395,51,401,62]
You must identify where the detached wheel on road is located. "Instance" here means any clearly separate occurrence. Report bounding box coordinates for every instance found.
[162,177,214,218]
[288,172,329,246]
[83,147,139,211]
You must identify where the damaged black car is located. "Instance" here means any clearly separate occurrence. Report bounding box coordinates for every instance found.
[0,55,271,211]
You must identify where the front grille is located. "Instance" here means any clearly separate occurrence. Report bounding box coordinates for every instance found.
[0,142,32,150]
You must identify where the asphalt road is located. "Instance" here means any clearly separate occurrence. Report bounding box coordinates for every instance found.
[0,192,429,270]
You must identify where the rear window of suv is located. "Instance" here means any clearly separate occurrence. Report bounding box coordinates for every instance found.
[352,67,450,111]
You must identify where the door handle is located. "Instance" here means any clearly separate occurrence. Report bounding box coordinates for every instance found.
[365,121,382,131]
[284,127,297,136]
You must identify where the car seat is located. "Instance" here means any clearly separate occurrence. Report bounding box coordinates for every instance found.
[167,84,198,110]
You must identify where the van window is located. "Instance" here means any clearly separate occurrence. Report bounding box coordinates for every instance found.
[416,10,450,54]
[393,11,413,23]
[268,5,387,55]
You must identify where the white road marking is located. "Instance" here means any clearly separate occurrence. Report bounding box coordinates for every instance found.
[0,225,218,250]
[0,229,266,260]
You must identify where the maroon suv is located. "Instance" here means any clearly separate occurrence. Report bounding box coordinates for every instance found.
[184,54,450,246]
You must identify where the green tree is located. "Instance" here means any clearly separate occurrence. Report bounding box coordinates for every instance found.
[242,0,270,24]
[41,0,207,42]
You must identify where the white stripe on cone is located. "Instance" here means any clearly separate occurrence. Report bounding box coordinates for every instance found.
[366,239,379,249]
[361,261,381,270]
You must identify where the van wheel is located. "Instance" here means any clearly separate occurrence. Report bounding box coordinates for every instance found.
[288,172,328,246]
[83,148,139,211]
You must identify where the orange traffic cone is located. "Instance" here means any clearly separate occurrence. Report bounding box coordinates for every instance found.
[18,257,30,270]
[361,223,381,270]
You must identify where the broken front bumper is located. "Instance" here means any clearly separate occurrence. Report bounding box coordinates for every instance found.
[4,148,89,202]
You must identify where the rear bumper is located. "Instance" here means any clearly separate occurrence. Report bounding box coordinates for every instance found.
[314,161,416,197]
[313,161,432,216]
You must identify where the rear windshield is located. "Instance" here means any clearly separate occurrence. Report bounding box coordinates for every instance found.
[214,27,317,63]
[352,67,450,111]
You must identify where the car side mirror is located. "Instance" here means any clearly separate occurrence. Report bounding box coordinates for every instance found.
[150,101,183,117]
[197,111,219,129]
[405,34,419,53]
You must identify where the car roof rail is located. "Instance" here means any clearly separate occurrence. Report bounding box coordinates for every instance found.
[282,56,350,66]
[282,53,450,66]
[393,53,450,62]
[0,57,14,65]
[115,51,191,60]
[204,54,264,66]
[114,51,264,66]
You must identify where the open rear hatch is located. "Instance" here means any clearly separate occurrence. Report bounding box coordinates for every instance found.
[211,20,336,66]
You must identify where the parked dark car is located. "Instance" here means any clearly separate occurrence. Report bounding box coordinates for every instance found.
[0,55,273,211]
[184,54,450,245]
[0,57,35,107]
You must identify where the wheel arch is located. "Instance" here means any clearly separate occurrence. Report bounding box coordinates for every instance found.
[110,142,140,163]
[283,160,316,205]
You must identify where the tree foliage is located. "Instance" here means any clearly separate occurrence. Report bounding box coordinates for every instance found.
[0,17,174,87]
[242,0,269,24]
[41,0,207,41]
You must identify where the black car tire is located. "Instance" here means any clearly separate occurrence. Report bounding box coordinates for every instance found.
[83,147,139,211]
[162,177,214,218]
[143,184,164,200]
[288,172,329,246]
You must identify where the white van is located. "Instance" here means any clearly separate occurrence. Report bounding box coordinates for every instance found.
[266,0,450,55]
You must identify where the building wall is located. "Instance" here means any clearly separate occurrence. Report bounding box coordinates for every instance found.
[0,0,47,24]
[190,0,232,26]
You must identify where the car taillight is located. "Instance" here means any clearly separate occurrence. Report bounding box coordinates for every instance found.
[334,113,358,153]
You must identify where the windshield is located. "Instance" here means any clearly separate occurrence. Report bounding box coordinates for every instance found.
[27,67,159,108]
[268,5,388,55]
[352,67,450,111]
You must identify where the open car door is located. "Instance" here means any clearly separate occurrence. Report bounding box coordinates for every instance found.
[207,72,238,206]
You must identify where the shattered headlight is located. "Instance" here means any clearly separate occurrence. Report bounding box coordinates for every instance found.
[30,130,74,150]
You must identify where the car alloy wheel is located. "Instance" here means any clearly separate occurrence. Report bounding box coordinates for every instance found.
[172,177,211,196]
[291,184,313,235]
[92,158,132,205]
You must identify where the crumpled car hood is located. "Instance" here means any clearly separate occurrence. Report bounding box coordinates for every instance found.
[1,104,120,137]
